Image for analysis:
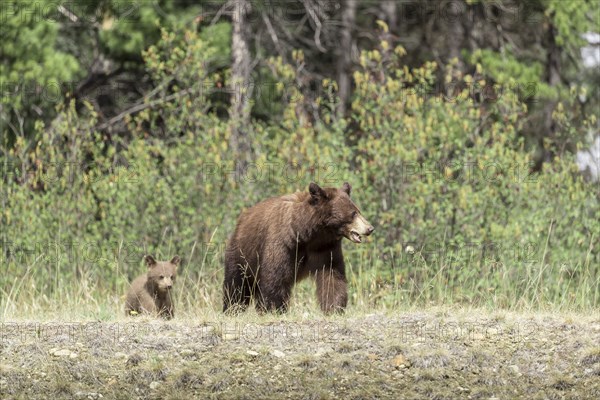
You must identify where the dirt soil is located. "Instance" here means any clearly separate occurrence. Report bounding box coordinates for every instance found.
[1,310,599,399]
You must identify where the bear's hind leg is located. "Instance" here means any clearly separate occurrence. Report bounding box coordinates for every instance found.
[223,263,253,314]
[255,286,290,314]
[255,269,293,314]
[255,253,294,314]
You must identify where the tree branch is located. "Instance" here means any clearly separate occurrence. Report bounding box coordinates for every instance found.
[96,87,197,131]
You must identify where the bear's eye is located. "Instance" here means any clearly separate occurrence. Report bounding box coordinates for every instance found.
[159,275,164,279]
[351,211,357,218]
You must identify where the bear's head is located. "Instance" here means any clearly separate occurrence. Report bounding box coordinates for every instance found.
[309,182,374,243]
[144,255,180,292]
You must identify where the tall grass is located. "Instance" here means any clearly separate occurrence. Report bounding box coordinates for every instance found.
[1,230,597,321]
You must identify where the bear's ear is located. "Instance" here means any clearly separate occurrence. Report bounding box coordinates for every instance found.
[341,182,352,195]
[170,255,181,266]
[309,182,327,202]
[144,255,157,268]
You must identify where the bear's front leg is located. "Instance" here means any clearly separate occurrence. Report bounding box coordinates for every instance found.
[160,298,174,320]
[315,268,348,315]
[138,293,159,316]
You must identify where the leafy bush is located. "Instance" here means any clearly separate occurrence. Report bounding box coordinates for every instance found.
[1,29,597,317]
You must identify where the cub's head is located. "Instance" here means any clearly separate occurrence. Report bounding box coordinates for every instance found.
[309,182,374,243]
[144,255,180,292]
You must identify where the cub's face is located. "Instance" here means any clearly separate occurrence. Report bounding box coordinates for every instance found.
[145,255,180,292]
[309,182,374,243]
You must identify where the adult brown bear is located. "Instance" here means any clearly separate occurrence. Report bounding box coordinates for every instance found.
[223,182,374,315]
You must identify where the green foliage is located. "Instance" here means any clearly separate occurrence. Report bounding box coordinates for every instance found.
[199,22,233,68]
[0,1,222,138]
[99,0,204,61]
[468,49,556,100]
[1,30,598,316]
[546,0,596,47]
[0,0,81,132]
[349,40,598,308]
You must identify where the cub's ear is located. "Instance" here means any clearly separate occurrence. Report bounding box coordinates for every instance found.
[170,255,181,266]
[144,255,157,267]
[309,182,327,202]
[341,182,352,195]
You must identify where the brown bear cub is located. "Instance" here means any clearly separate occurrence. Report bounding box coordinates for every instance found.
[125,255,180,319]
[223,182,374,315]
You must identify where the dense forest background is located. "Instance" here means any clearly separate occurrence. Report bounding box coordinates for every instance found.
[1,0,598,313]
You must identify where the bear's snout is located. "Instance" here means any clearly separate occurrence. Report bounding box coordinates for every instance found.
[346,213,374,243]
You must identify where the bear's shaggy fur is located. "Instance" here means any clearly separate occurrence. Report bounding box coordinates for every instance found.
[125,255,180,319]
[223,182,373,315]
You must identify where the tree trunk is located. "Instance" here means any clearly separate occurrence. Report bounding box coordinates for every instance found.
[445,0,465,65]
[336,0,357,117]
[379,0,397,32]
[542,18,561,163]
[230,0,252,157]
[545,22,561,87]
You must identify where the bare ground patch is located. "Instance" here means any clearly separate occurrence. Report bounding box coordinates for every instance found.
[1,310,599,399]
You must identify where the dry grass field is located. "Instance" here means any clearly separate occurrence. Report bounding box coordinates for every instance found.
[2,307,599,399]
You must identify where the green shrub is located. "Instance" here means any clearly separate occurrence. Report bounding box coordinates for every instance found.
[0,31,597,317]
